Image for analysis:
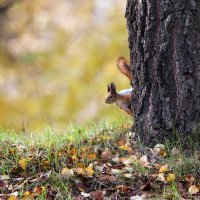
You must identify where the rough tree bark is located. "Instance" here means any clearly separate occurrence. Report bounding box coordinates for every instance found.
[126,0,200,146]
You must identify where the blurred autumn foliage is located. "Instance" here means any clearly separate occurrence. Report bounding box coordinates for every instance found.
[0,0,129,131]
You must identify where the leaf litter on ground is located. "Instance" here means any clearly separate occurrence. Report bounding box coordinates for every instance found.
[0,125,199,199]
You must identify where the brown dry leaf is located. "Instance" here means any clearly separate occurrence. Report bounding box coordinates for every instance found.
[185,174,195,184]
[140,155,150,167]
[188,185,199,195]
[140,182,151,191]
[86,163,95,177]
[159,165,169,173]
[116,185,130,192]
[117,139,126,146]
[18,158,28,170]
[87,152,97,161]
[119,145,133,153]
[98,175,116,183]
[90,191,103,200]
[33,186,45,195]
[171,147,180,156]
[101,150,112,160]
[153,163,161,170]
[166,173,176,182]
[157,173,166,182]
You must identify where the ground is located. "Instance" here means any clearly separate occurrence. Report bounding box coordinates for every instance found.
[0,117,200,199]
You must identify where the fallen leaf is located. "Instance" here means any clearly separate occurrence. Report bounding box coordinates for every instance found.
[116,185,130,192]
[188,185,199,195]
[171,147,180,156]
[123,155,137,165]
[117,139,126,146]
[8,196,18,200]
[123,173,132,178]
[33,186,45,195]
[61,167,73,178]
[18,158,28,170]
[86,163,94,177]
[90,191,103,200]
[23,191,31,197]
[0,175,10,180]
[166,173,176,182]
[74,167,85,176]
[140,182,151,191]
[153,163,161,170]
[130,195,143,200]
[154,144,167,157]
[87,153,97,161]
[119,145,132,153]
[157,173,166,182]
[80,192,91,198]
[111,168,122,175]
[185,174,195,184]
[42,160,49,168]
[140,155,150,167]
[98,175,116,183]
[101,150,112,160]
[159,165,169,173]
[69,147,77,156]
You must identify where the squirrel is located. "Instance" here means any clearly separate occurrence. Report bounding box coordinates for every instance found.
[105,57,132,115]
[117,56,132,81]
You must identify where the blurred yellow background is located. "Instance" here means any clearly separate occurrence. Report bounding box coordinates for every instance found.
[0,0,130,131]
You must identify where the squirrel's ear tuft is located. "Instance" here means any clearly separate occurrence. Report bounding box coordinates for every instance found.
[107,84,110,92]
[110,82,117,94]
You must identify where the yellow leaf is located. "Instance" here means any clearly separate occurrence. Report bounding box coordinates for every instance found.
[86,163,94,176]
[72,154,78,161]
[69,147,77,155]
[87,153,97,161]
[159,149,167,157]
[159,165,169,173]
[42,160,49,168]
[119,145,132,152]
[166,173,176,182]
[23,191,31,197]
[18,158,27,170]
[61,167,73,177]
[8,196,17,200]
[102,135,111,140]
[74,167,85,175]
[188,185,199,194]
[119,157,129,163]
[76,162,85,169]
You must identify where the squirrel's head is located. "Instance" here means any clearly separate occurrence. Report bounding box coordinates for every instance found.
[105,82,117,104]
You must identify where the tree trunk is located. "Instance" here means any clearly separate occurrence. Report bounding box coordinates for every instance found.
[126,0,200,146]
